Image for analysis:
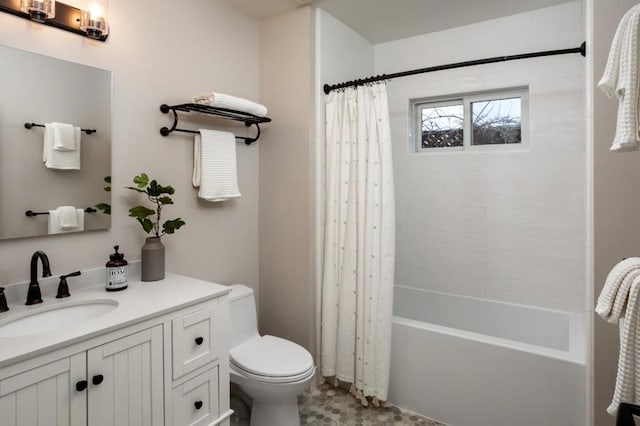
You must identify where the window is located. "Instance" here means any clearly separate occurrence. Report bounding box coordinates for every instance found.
[412,88,528,152]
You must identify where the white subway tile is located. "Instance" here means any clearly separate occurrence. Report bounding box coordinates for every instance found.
[368,2,586,311]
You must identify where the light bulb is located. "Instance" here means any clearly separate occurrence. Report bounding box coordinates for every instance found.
[80,1,109,39]
[89,3,103,19]
[20,0,55,23]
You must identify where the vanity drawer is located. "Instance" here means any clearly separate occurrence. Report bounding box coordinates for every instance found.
[172,366,219,426]
[172,301,223,379]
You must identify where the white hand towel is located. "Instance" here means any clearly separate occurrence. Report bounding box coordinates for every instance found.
[598,4,640,151]
[48,208,85,234]
[192,92,268,117]
[51,122,78,151]
[192,129,241,202]
[43,124,81,170]
[57,206,79,229]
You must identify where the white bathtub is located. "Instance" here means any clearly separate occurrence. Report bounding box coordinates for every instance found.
[389,285,586,426]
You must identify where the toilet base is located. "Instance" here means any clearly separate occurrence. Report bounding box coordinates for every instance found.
[250,397,300,426]
[230,366,315,426]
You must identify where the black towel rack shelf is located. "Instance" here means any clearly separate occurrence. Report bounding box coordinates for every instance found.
[159,103,271,145]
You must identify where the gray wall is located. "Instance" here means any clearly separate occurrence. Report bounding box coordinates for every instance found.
[591,0,640,424]
[259,7,316,353]
[0,0,260,294]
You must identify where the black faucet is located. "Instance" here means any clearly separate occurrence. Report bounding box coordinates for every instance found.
[56,271,81,298]
[0,287,8,312]
[26,251,51,305]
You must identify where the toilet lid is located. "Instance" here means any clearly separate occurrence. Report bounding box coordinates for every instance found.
[230,335,314,378]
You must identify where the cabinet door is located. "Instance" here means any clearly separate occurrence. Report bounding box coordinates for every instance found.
[87,326,164,426]
[0,353,86,426]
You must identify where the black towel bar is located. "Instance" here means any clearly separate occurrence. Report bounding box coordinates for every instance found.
[25,122,97,135]
[26,207,97,217]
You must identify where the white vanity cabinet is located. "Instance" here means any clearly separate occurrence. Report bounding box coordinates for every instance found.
[87,326,164,426]
[0,326,163,426]
[0,352,87,425]
[166,297,231,426]
[0,277,231,426]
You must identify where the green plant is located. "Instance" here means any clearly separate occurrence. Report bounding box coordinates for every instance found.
[95,176,111,215]
[126,173,185,237]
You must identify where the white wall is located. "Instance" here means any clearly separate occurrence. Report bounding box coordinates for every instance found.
[376,2,586,312]
[316,9,374,93]
[0,0,261,292]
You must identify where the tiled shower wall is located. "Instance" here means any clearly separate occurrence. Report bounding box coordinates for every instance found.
[376,2,586,312]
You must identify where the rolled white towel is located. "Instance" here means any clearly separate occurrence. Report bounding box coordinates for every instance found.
[192,92,267,117]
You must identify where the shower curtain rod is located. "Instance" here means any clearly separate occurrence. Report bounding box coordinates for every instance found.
[323,42,587,94]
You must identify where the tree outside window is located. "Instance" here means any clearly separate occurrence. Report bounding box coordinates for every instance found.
[415,89,527,151]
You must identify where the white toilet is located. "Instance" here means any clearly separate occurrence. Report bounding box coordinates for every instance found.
[228,284,316,426]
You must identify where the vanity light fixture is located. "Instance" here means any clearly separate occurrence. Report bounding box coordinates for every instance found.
[0,0,109,41]
[20,0,54,23]
[79,0,108,40]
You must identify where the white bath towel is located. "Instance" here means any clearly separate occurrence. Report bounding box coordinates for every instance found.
[192,129,241,202]
[598,4,640,151]
[43,124,81,169]
[192,92,268,117]
[597,257,640,415]
[48,208,85,234]
[50,122,78,151]
[597,258,640,321]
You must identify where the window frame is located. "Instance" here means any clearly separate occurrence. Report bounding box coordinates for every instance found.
[411,87,530,153]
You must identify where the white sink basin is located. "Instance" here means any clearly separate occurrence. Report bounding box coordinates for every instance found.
[0,300,119,338]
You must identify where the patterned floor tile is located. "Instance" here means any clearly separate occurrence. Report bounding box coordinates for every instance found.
[297,383,446,426]
[231,382,447,425]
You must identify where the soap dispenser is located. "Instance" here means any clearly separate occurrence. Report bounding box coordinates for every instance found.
[105,245,128,291]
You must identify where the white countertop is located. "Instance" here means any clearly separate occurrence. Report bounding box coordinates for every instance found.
[0,272,230,368]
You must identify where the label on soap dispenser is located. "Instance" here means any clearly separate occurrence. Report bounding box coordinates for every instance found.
[106,266,128,291]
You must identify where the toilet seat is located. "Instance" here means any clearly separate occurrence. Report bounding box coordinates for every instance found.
[230,335,315,384]
[231,362,315,384]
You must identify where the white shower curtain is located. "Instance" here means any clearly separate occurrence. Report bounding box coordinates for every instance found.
[321,83,395,404]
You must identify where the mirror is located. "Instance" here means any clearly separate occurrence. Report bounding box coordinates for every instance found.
[0,45,111,240]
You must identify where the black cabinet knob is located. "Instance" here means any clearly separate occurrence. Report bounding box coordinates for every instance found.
[92,374,104,386]
[75,380,88,392]
[195,337,204,346]
[194,400,203,410]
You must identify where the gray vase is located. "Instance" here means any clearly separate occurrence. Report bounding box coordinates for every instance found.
[141,236,165,282]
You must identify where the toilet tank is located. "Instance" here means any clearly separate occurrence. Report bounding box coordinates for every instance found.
[228,284,259,349]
